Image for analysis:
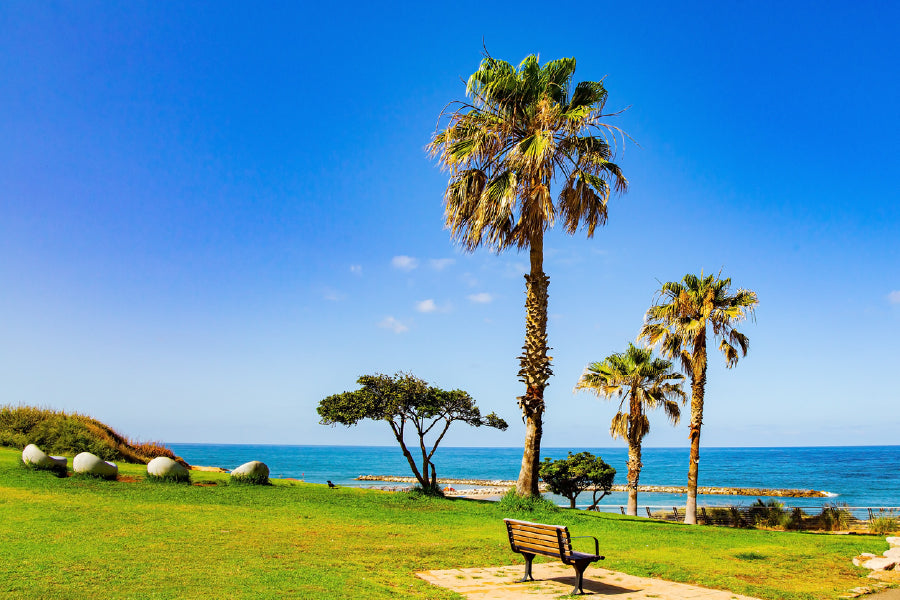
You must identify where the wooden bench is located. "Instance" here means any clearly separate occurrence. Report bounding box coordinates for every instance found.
[503,519,604,595]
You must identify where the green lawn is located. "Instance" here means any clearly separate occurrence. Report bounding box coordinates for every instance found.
[0,447,889,599]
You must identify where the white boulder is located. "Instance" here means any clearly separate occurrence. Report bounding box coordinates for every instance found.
[147,456,190,480]
[231,461,269,481]
[22,444,67,470]
[73,452,118,480]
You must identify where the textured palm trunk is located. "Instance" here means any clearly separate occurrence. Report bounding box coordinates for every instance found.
[685,338,707,525]
[626,440,641,516]
[626,392,642,516]
[515,233,552,497]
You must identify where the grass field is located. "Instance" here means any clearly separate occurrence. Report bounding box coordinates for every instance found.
[0,447,889,599]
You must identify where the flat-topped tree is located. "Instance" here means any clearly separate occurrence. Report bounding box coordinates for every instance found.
[317,373,507,492]
[429,53,628,497]
[539,451,616,510]
[639,272,758,524]
[575,343,685,516]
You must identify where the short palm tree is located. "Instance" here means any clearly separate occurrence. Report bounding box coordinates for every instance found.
[429,54,628,496]
[639,272,758,524]
[576,343,684,515]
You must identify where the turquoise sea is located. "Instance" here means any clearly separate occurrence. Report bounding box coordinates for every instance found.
[169,444,899,515]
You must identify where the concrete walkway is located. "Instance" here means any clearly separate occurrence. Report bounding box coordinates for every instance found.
[417,563,764,599]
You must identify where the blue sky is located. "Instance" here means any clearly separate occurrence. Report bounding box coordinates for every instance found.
[1,1,898,449]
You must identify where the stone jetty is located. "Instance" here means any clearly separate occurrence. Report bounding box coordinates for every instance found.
[355,475,831,498]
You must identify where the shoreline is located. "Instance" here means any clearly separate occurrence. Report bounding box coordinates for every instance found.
[355,475,833,498]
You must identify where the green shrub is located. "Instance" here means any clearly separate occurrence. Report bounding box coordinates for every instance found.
[749,499,790,529]
[497,488,559,515]
[817,503,852,531]
[869,510,898,535]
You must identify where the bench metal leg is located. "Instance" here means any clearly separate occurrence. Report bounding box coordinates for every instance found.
[518,553,535,582]
[569,560,591,595]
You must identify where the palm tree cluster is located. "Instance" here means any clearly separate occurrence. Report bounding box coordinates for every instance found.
[431,53,758,522]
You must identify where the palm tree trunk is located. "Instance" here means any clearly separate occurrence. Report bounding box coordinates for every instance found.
[626,439,641,516]
[685,342,707,525]
[515,232,552,497]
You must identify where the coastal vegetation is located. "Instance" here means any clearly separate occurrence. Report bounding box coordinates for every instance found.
[640,272,759,524]
[317,373,507,492]
[0,405,180,465]
[539,451,616,509]
[0,447,888,599]
[429,53,628,497]
[575,343,685,515]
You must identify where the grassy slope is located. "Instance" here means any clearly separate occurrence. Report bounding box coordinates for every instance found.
[0,406,179,465]
[0,447,889,600]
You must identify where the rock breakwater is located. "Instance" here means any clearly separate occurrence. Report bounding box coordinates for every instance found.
[355,475,831,498]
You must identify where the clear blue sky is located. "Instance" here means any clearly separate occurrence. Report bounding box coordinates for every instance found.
[2,1,898,449]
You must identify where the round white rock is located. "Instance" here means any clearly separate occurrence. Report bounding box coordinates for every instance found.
[231,461,269,480]
[73,452,118,480]
[22,444,67,470]
[147,456,189,478]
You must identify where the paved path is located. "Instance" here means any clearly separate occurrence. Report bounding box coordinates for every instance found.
[417,563,764,599]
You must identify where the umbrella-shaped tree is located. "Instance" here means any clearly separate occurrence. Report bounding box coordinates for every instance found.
[429,53,628,496]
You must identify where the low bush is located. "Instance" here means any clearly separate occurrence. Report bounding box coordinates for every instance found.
[497,488,559,515]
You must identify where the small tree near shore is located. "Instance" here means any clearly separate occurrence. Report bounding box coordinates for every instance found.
[539,452,615,509]
[317,373,507,493]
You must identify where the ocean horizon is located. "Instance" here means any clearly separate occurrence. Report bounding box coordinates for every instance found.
[170,443,900,513]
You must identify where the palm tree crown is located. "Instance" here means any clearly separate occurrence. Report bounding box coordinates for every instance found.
[428,54,627,252]
[640,272,758,374]
[576,343,684,443]
[429,53,628,496]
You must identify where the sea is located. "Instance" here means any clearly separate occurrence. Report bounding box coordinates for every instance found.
[169,444,900,516]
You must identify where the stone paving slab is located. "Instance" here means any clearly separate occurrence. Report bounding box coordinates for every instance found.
[417,563,763,599]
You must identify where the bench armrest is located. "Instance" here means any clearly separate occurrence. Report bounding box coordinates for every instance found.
[569,535,599,556]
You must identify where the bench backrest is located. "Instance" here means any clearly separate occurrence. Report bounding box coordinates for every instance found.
[504,518,573,559]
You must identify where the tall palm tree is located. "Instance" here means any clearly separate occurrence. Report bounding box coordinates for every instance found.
[639,272,758,524]
[575,343,684,515]
[429,54,628,496]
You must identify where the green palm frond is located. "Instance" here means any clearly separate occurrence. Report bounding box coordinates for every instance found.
[576,343,684,445]
[431,53,627,252]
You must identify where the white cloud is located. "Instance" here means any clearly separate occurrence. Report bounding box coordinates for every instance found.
[350,264,362,275]
[429,258,455,271]
[416,299,437,313]
[461,272,478,287]
[889,290,900,304]
[468,292,493,304]
[378,316,409,334]
[391,255,418,271]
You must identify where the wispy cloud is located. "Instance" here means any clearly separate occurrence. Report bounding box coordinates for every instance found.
[429,258,455,271]
[350,264,362,275]
[889,290,900,304]
[378,316,409,333]
[468,292,493,304]
[322,287,346,302]
[416,299,437,313]
[391,255,418,271]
